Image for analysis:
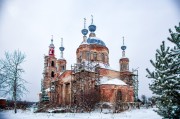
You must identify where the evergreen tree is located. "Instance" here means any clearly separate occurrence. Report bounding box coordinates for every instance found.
[146,23,180,118]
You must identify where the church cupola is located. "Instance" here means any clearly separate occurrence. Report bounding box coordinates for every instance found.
[49,35,55,57]
[81,18,88,43]
[59,38,65,59]
[76,16,109,65]
[88,15,96,37]
[81,18,88,36]
[119,37,129,72]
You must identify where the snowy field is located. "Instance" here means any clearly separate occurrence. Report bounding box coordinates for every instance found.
[0,108,161,119]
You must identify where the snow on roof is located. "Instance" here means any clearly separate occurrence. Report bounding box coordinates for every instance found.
[58,57,65,60]
[101,78,127,86]
[81,41,88,45]
[100,76,109,84]
[0,97,6,100]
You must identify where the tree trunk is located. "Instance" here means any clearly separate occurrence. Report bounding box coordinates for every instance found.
[14,67,17,113]
[14,78,17,113]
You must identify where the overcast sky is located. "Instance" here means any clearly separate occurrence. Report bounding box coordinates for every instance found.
[0,0,179,101]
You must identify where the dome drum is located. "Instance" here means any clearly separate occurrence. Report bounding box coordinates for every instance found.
[87,37,106,46]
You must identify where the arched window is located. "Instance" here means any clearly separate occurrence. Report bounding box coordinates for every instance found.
[78,52,82,62]
[46,59,48,66]
[51,71,54,77]
[86,51,90,60]
[62,66,65,71]
[93,52,97,61]
[90,52,93,61]
[117,90,122,102]
[101,53,105,62]
[51,61,54,67]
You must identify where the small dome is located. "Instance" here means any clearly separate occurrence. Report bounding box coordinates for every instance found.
[49,44,55,48]
[121,45,126,50]
[88,24,96,32]
[87,37,106,46]
[59,47,65,51]
[81,29,88,35]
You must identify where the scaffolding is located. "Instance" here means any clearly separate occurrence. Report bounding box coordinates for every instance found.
[71,61,100,111]
[132,69,139,102]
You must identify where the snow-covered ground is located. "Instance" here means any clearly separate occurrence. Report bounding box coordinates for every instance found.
[0,108,162,119]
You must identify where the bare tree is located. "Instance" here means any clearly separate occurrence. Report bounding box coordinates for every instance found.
[0,50,27,113]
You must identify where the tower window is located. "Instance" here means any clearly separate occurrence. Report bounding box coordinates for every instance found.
[46,59,48,66]
[51,61,54,67]
[62,66,65,71]
[51,71,54,77]
[101,53,105,62]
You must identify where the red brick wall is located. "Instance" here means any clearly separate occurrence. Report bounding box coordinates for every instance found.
[100,85,134,103]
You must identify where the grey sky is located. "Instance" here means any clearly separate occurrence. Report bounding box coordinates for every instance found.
[0,0,179,101]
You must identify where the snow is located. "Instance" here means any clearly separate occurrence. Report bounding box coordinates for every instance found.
[58,57,65,60]
[45,88,50,92]
[101,78,127,86]
[0,108,162,119]
[0,97,6,100]
[100,77,109,84]
[81,41,88,45]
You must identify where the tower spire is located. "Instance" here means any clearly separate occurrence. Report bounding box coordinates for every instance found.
[88,15,96,37]
[121,36,127,57]
[49,35,55,56]
[84,18,86,29]
[81,18,88,36]
[91,15,93,25]
[123,36,124,45]
[61,38,63,47]
[51,35,53,44]
[59,38,65,59]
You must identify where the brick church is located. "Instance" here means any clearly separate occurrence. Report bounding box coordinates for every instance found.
[40,17,137,109]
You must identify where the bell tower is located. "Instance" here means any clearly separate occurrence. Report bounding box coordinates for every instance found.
[119,37,129,71]
[43,36,57,90]
[57,38,66,73]
[119,37,133,86]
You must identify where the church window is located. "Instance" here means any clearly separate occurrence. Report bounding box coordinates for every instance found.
[51,61,54,67]
[80,52,82,57]
[101,53,105,62]
[127,64,129,70]
[79,52,82,62]
[51,71,54,77]
[62,66,65,71]
[90,52,93,61]
[86,51,90,60]
[93,52,97,61]
[117,90,122,102]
